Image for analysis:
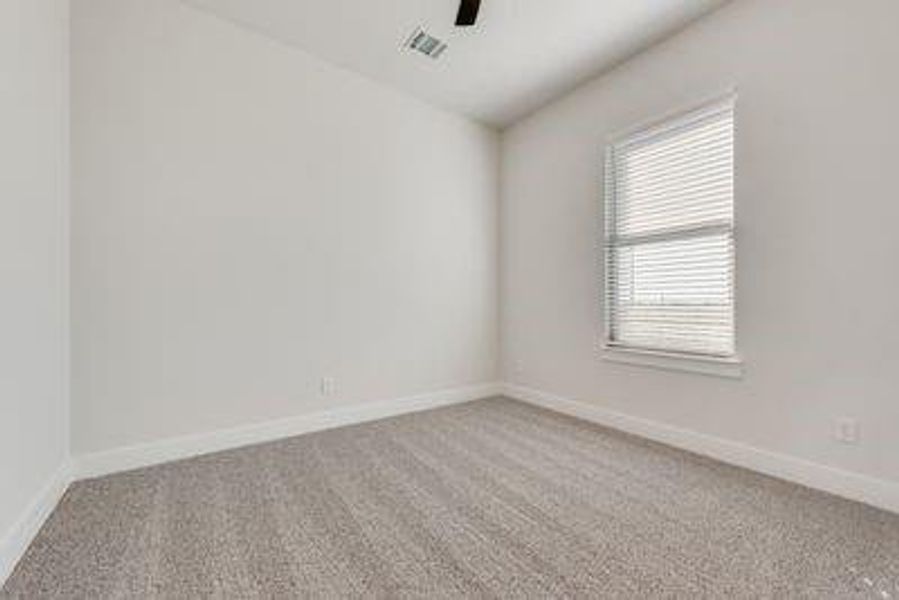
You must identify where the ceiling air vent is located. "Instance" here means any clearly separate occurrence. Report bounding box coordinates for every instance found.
[404,28,448,59]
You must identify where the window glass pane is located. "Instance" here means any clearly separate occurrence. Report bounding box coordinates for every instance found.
[608,234,734,356]
[614,115,733,237]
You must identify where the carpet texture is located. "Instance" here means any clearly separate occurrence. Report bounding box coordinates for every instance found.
[3,397,898,598]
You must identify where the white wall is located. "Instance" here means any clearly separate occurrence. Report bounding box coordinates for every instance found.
[0,0,70,558]
[72,0,499,455]
[501,0,899,485]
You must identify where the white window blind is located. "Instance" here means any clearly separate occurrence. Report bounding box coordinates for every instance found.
[605,96,736,358]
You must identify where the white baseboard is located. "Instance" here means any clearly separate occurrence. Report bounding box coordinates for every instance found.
[0,461,74,587]
[502,383,899,515]
[75,383,502,481]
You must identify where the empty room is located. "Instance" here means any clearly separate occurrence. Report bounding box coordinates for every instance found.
[3,0,898,597]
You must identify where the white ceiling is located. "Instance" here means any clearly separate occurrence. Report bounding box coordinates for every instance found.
[182,0,729,128]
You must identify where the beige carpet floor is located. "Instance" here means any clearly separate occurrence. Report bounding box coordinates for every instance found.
[3,397,898,598]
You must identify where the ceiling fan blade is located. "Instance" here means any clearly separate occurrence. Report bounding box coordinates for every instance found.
[455,0,481,26]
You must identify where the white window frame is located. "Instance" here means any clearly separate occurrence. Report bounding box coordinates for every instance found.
[602,93,742,378]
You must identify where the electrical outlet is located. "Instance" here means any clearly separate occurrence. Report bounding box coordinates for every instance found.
[833,418,860,445]
[320,377,336,396]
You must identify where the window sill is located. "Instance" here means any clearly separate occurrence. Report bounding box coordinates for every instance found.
[603,346,743,379]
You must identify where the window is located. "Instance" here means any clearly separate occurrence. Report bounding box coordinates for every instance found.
[604,95,736,361]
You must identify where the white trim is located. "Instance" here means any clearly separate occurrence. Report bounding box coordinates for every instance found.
[0,461,74,587]
[606,88,738,145]
[502,383,899,515]
[75,383,502,480]
[603,346,743,379]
